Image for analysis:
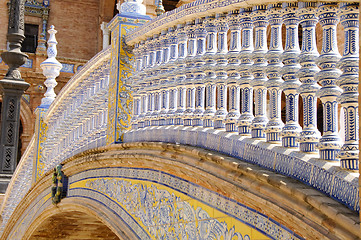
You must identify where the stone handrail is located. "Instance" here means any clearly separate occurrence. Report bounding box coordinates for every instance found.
[0,47,111,233]
[124,1,359,211]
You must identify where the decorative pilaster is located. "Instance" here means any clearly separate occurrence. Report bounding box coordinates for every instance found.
[183,21,196,126]
[238,8,254,136]
[316,2,342,160]
[214,14,228,129]
[250,5,268,139]
[225,10,241,132]
[34,25,61,182]
[337,3,359,170]
[203,16,217,128]
[297,2,321,153]
[281,3,302,148]
[193,18,207,127]
[106,4,151,144]
[265,4,284,143]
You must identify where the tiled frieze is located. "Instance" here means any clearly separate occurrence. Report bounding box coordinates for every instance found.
[68,167,303,240]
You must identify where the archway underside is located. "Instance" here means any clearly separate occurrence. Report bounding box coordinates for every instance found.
[2,142,359,240]
[28,211,119,240]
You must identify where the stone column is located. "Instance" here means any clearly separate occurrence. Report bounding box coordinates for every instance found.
[238,8,254,136]
[100,22,110,50]
[297,2,321,153]
[250,5,268,139]
[214,13,229,129]
[337,2,359,170]
[281,3,302,148]
[203,16,217,128]
[0,0,30,187]
[265,4,284,143]
[225,10,241,133]
[316,2,342,160]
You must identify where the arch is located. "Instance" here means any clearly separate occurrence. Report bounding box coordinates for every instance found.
[23,199,137,240]
[1,143,359,239]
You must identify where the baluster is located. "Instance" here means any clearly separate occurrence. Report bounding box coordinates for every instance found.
[167,26,180,125]
[175,24,188,125]
[193,18,207,127]
[281,3,302,148]
[265,4,284,143]
[183,21,196,126]
[203,16,217,128]
[138,83,147,128]
[159,29,172,126]
[316,2,342,161]
[214,13,229,129]
[250,5,268,139]
[337,3,359,170]
[225,10,241,132]
[145,83,154,127]
[238,8,254,136]
[297,2,321,153]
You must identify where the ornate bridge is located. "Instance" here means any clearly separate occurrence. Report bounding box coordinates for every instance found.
[0,0,359,239]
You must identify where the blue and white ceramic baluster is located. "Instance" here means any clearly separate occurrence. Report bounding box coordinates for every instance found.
[250,5,268,139]
[225,10,241,133]
[265,4,284,143]
[175,24,188,126]
[143,41,153,127]
[297,2,321,153]
[167,26,179,125]
[337,3,359,170]
[203,15,217,128]
[138,83,148,129]
[193,18,207,127]
[281,3,302,148]
[183,21,196,126]
[151,36,162,127]
[132,84,141,130]
[238,8,254,136]
[214,13,229,129]
[159,29,171,126]
[316,2,342,161]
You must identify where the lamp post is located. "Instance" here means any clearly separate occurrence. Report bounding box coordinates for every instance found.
[0,0,30,192]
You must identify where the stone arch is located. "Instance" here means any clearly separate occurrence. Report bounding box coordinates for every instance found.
[23,199,137,240]
[2,143,359,239]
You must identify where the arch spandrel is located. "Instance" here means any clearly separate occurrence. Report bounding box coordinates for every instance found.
[2,143,358,240]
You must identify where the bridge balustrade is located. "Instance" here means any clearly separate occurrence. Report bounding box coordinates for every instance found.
[126,1,359,171]
[123,0,360,212]
[0,48,111,233]
[0,0,359,236]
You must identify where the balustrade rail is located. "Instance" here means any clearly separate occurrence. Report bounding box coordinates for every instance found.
[124,0,359,211]
[0,48,111,233]
[126,0,359,171]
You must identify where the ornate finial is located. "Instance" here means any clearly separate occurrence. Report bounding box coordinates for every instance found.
[117,0,147,16]
[156,0,165,16]
[40,25,62,107]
